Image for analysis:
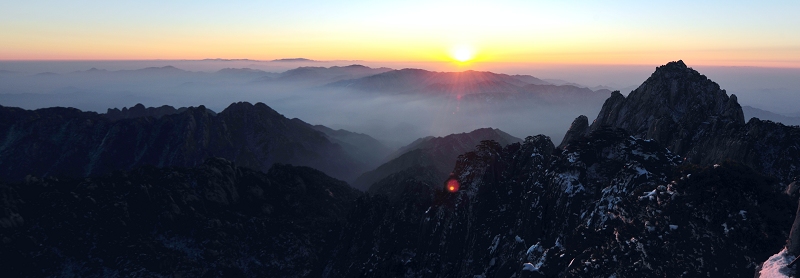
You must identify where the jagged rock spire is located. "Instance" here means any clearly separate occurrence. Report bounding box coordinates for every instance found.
[589,60,745,155]
[558,115,589,149]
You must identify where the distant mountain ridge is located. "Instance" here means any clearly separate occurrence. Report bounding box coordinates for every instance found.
[330,69,538,93]
[742,105,800,126]
[254,64,393,85]
[326,68,611,107]
[272,58,318,62]
[305,123,393,173]
[0,102,368,182]
[106,103,391,172]
[353,127,521,191]
[105,103,195,121]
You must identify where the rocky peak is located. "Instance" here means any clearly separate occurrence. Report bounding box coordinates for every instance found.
[104,103,185,121]
[558,115,589,149]
[589,60,745,154]
[220,101,281,118]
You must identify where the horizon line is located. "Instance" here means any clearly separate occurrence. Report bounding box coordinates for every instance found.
[2,59,800,70]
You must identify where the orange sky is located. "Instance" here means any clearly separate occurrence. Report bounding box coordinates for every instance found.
[1,1,799,68]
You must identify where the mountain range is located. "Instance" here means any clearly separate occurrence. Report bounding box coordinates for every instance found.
[0,102,370,183]
[743,105,800,126]
[327,61,800,277]
[255,64,393,85]
[327,68,595,97]
[1,61,799,276]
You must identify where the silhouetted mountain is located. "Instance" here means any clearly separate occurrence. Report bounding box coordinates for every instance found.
[365,165,442,201]
[558,115,589,148]
[328,129,792,277]
[105,103,193,121]
[580,60,800,184]
[330,69,533,94]
[3,61,799,277]
[329,69,610,108]
[352,128,521,191]
[272,58,318,62]
[255,64,392,85]
[743,105,800,126]
[510,74,551,85]
[104,103,383,179]
[326,62,797,277]
[200,58,260,62]
[306,124,392,171]
[0,158,360,277]
[445,84,609,113]
[0,102,363,182]
[542,78,587,87]
[590,60,744,151]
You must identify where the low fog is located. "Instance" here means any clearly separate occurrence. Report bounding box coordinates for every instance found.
[1,60,799,148]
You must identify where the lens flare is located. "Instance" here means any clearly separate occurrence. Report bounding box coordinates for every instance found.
[446,179,460,192]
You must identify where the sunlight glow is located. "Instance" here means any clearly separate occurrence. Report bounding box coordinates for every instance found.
[451,45,475,62]
[0,1,798,66]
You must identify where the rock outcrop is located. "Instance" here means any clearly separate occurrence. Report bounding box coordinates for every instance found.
[590,60,744,154]
[562,60,800,185]
[558,115,589,149]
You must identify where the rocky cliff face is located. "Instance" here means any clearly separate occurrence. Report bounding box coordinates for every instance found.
[326,62,798,277]
[3,130,788,277]
[590,60,745,155]
[0,102,363,182]
[327,129,792,277]
[559,115,589,148]
[580,60,800,185]
[0,158,361,277]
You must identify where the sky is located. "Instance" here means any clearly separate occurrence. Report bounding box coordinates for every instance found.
[1,0,799,67]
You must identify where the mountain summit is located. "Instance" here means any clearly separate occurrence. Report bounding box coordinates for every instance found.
[557,60,800,185]
[590,60,744,154]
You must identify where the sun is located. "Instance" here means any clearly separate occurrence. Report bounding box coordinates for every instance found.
[450,45,475,62]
